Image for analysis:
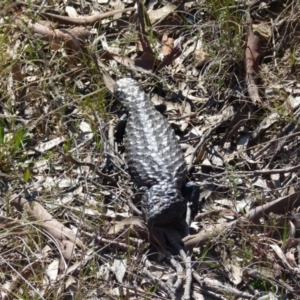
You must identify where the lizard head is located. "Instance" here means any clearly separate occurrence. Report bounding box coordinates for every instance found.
[141,183,186,226]
[114,78,145,107]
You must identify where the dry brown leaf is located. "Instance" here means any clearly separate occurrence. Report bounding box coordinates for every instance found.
[11,64,23,81]
[246,21,261,105]
[102,73,115,93]
[112,258,127,283]
[109,52,159,72]
[10,194,85,251]
[180,101,192,132]
[221,250,243,285]
[161,34,174,56]
[46,259,59,282]
[29,22,90,52]
[59,240,76,261]
[253,23,272,40]
[34,136,66,153]
[109,0,125,19]
[208,146,224,167]
[111,54,135,67]
[270,244,293,271]
[148,4,176,24]
[65,6,78,18]
[286,247,298,268]
[156,46,181,71]
[185,145,196,166]
[193,49,210,68]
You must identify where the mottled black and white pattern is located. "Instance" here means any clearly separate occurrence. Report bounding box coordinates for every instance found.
[114,78,187,225]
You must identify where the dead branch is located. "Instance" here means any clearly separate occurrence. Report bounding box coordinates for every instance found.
[39,7,135,26]
[193,272,253,299]
[61,152,118,186]
[183,191,300,249]
[234,163,300,176]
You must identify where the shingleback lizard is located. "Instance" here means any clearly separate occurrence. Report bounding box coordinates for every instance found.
[114,78,189,225]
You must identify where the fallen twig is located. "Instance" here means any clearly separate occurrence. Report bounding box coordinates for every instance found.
[183,191,300,249]
[141,269,175,298]
[166,255,184,292]
[39,7,135,26]
[61,152,118,186]
[193,272,253,299]
[234,163,300,176]
[165,229,192,300]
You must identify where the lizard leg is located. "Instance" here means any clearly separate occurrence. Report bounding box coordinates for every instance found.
[114,113,127,143]
[183,182,200,221]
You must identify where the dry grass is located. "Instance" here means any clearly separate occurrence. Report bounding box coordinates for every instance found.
[1,0,300,299]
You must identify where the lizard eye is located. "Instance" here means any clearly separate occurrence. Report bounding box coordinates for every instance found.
[166,191,176,198]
